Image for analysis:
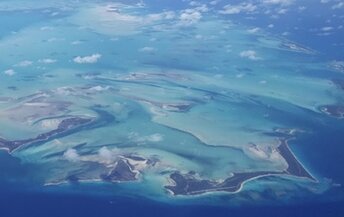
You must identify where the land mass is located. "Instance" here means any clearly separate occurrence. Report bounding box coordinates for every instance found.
[165,138,316,196]
[0,109,316,197]
[0,117,93,152]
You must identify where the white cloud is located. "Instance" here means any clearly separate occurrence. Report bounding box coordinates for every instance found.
[146,133,164,142]
[98,146,115,163]
[73,53,102,64]
[298,6,306,11]
[71,40,83,45]
[40,26,54,31]
[209,0,220,5]
[177,5,209,26]
[129,132,164,143]
[240,50,261,60]
[63,148,80,162]
[39,58,57,64]
[247,27,261,33]
[236,73,245,78]
[277,8,288,14]
[332,2,344,9]
[261,0,294,6]
[146,11,176,22]
[50,12,59,17]
[16,60,33,67]
[46,37,63,42]
[321,26,334,31]
[220,3,257,15]
[98,146,112,158]
[189,1,201,6]
[179,10,202,25]
[96,146,121,164]
[317,32,332,36]
[88,85,110,92]
[4,69,16,76]
[139,46,156,53]
[136,0,146,8]
[244,145,286,167]
[39,119,61,130]
[163,11,176,19]
[194,4,209,13]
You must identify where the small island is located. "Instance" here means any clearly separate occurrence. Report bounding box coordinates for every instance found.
[165,137,316,196]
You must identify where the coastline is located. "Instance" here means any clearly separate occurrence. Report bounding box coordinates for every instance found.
[0,145,10,153]
[165,135,317,196]
[1,123,317,198]
[277,138,317,182]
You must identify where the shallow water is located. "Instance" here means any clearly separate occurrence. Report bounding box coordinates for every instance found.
[0,0,343,216]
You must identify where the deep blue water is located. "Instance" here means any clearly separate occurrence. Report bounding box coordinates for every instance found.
[0,1,343,216]
[1,99,343,217]
[1,113,344,217]
[0,190,343,217]
[215,1,344,60]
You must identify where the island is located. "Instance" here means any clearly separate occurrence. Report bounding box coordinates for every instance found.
[165,138,316,196]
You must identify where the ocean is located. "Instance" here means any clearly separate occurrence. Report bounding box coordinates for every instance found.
[0,188,343,217]
[1,1,344,216]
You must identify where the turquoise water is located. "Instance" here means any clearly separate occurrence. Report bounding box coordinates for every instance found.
[0,0,344,216]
